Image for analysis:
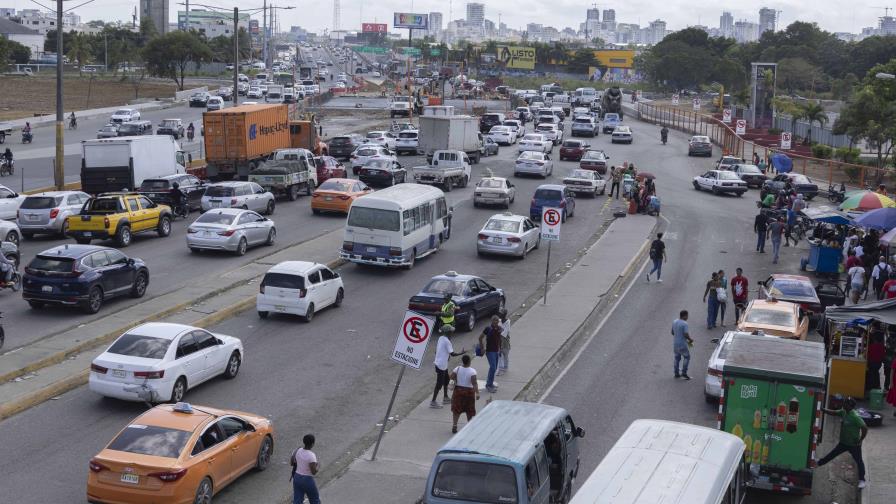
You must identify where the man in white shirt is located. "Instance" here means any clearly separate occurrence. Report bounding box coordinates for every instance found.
[291,434,320,504]
[848,264,866,304]
[430,328,465,409]
[871,256,892,300]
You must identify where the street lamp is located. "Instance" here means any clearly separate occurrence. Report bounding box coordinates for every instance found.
[875,72,896,80]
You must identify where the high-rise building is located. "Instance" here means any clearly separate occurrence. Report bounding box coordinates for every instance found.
[140,0,169,34]
[429,11,443,38]
[646,19,667,45]
[466,3,484,28]
[601,9,616,31]
[734,20,759,43]
[587,8,600,21]
[758,7,776,35]
[584,7,600,41]
[880,15,896,35]
[720,11,733,38]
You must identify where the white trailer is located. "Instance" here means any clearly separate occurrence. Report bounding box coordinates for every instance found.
[418,115,483,164]
[80,136,186,194]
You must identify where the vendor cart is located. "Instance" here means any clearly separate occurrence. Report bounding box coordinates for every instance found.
[799,205,850,277]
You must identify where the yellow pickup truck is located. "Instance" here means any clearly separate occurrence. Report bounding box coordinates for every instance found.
[66,193,172,247]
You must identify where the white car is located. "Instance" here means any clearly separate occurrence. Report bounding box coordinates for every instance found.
[395,130,420,155]
[693,170,748,196]
[477,212,541,258]
[16,190,89,238]
[110,108,141,123]
[563,169,606,197]
[256,261,344,321]
[206,96,225,111]
[365,131,397,150]
[488,125,516,146]
[0,184,26,221]
[535,123,562,145]
[474,177,517,208]
[247,86,263,99]
[503,120,523,138]
[0,219,22,246]
[350,145,395,172]
[372,71,382,77]
[518,133,552,154]
[88,322,243,403]
[704,330,774,401]
[611,125,634,144]
[515,151,553,178]
[201,181,277,213]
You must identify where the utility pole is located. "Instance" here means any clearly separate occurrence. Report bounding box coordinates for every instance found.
[104,33,108,72]
[262,0,267,69]
[54,0,64,190]
[186,0,190,32]
[233,7,239,105]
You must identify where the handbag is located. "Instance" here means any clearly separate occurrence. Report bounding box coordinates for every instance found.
[716,287,728,302]
[474,343,483,357]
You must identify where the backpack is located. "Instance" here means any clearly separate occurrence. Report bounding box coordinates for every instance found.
[649,240,661,260]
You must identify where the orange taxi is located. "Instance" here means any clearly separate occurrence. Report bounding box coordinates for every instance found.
[310,178,373,215]
[737,298,809,340]
[87,403,273,504]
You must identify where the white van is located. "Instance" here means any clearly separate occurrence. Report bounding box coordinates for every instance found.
[574,87,598,107]
[340,183,452,268]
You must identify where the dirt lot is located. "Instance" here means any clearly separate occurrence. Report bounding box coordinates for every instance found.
[0,74,179,121]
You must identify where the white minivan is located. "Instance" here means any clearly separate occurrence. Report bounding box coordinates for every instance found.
[256,261,344,321]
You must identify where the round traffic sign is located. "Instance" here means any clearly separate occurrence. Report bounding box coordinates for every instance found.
[544,208,561,226]
[402,316,430,343]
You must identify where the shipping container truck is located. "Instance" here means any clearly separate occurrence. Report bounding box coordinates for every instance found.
[720,333,826,495]
[80,136,186,194]
[418,115,483,164]
[203,104,290,180]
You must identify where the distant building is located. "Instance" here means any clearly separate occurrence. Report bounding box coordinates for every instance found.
[734,20,759,43]
[14,9,57,35]
[466,3,484,28]
[602,9,616,31]
[526,22,544,41]
[720,11,733,38]
[645,19,667,45]
[834,32,857,42]
[587,8,600,21]
[880,15,896,35]
[140,0,169,35]
[758,7,776,35]
[0,17,44,56]
[429,11,443,39]
[178,9,249,37]
[0,8,15,19]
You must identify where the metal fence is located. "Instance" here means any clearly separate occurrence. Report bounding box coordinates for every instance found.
[773,115,850,148]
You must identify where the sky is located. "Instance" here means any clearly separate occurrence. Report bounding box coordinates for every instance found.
[8,0,888,35]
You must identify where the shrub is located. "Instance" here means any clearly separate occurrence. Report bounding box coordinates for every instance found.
[843,165,861,182]
[835,147,860,164]
[768,128,782,135]
[811,144,833,159]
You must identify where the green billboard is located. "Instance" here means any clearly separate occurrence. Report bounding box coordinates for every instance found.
[358,46,388,54]
[401,47,422,56]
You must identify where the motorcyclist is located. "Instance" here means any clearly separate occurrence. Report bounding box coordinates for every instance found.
[186,123,195,141]
[69,112,77,129]
[170,182,187,217]
[22,122,31,134]
[2,148,11,164]
[660,126,669,144]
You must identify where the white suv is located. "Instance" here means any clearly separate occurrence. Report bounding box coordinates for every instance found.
[256,261,344,321]
[110,108,141,123]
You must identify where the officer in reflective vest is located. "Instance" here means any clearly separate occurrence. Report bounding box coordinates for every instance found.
[438,293,456,331]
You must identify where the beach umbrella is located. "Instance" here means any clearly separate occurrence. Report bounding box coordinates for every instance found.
[839,191,896,212]
[852,207,896,231]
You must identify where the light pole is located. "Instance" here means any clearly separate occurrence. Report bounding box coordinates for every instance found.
[54,0,64,189]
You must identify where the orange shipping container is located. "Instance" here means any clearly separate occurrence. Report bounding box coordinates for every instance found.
[203,104,290,163]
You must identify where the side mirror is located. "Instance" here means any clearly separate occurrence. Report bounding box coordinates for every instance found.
[246,423,257,432]
[575,427,586,438]
[127,258,135,266]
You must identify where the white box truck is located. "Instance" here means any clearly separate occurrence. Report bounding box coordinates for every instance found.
[418,115,483,164]
[80,136,186,194]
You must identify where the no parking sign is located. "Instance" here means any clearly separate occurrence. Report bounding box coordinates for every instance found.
[735,119,746,135]
[541,207,562,241]
[390,311,434,369]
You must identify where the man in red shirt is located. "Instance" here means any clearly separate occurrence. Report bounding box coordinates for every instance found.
[882,273,896,299]
[730,268,749,323]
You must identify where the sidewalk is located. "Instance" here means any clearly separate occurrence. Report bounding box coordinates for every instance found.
[860,395,895,504]
[319,214,657,503]
[0,229,343,420]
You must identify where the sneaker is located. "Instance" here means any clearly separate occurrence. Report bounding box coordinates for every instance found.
[429,401,443,409]
[443,397,452,404]
[682,374,691,381]
[646,273,650,283]
[658,279,663,283]
[487,386,498,393]
[858,480,867,489]
[674,373,680,379]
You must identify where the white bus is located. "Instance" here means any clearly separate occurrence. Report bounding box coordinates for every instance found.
[570,419,746,504]
[340,183,452,268]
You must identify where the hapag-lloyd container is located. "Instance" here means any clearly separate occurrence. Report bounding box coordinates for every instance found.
[204,104,289,178]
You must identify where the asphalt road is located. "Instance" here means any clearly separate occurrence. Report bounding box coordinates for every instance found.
[0,119,632,503]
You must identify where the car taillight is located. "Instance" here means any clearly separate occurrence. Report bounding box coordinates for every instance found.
[507,237,521,243]
[299,289,307,298]
[103,217,110,229]
[90,363,108,374]
[312,192,320,198]
[478,233,488,240]
[134,370,165,379]
[389,247,402,256]
[49,208,59,219]
[217,230,236,236]
[88,459,108,473]
[149,468,188,482]
[708,368,723,377]
[339,195,350,200]
[231,198,238,205]
[535,161,544,165]
[342,241,353,251]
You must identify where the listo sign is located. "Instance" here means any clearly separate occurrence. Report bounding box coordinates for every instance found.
[362,23,387,33]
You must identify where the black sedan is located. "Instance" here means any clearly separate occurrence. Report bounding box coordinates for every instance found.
[358,159,406,187]
[408,271,506,332]
[761,173,819,200]
[687,136,713,157]
[138,174,207,212]
[731,163,767,188]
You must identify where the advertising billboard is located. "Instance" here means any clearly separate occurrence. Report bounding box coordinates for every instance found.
[393,12,428,29]
[497,46,536,70]
[362,23,388,33]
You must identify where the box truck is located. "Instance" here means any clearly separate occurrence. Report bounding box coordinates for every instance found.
[418,114,483,164]
[80,136,186,194]
[719,333,826,495]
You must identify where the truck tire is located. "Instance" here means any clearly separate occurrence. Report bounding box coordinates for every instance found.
[288,185,299,201]
[459,175,469,188]
[116,225,132,247]
[443,177,453,192]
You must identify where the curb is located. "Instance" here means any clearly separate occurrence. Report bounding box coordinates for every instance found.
[0,259,344,421]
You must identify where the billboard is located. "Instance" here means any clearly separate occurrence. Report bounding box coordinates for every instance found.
[497,46,535,70]
[362,23,388,33]
[393,12,428,29]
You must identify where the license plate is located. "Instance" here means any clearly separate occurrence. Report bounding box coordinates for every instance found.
[120,473,139,484]
[83,232,92,237]
[491,237,502,243]
[325,196,333,201]
[112,369,126,378]
[42,285,52,293]
[211,201,221,208]
[27,214,40,221]
[366,246,377,253]
[275,305,288,312]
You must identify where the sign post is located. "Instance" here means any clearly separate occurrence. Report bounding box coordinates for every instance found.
[671,94,679,106]
[722,108,732,123]
[371,310,434,461]
[735,119,747,135]
[693,98,701,111]
[781,132,792,150]
[541,207,562,305]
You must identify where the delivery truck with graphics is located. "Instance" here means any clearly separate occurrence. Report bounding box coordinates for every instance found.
[719,333,826,495]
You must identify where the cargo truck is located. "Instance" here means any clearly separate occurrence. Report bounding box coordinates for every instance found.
[719,333,826,495]
[203,104,327,180]
[80,136,186,194]
[418,115,483,164]
[248,148,318,200]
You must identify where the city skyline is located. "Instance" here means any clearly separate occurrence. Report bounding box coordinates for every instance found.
[0,0,886,36]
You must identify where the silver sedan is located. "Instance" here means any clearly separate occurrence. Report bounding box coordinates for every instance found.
[515,151,553,178]
[476,213,541,258]
[186,208,276,256]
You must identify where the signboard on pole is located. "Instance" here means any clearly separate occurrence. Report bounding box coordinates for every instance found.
[497,46,536,70]
[693,98,701,111]
[390,311,434,369]
[358,46,389,54]
[671,94,679,105]
[362,23,388,33]
[401,47,422,56]
[722,108,732,123]
[393,12,429,29]
[781,132,792,150]
[735,119,747,135]
[431,48,441,56]
[541,207,562,241]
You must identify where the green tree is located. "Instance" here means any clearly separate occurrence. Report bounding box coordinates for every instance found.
[801,102,828,144]
[143,31,213,89]
[0,38,30,67]
[834,60,896,168]
[567,48,598,74]
[67,32,94,75]
[776,57,823,94]
[772,96,806,137]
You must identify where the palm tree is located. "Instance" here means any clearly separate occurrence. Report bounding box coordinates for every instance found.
[772,97,806,137]
[802,102,828,144]
[67,32,93,76]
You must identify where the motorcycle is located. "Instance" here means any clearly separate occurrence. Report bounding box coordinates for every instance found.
[0,158,12,177]
[828,183,846,203]
[21,131,32,144]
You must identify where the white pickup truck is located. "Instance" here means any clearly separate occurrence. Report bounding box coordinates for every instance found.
[0,122,12,144]
[412,150,472,192]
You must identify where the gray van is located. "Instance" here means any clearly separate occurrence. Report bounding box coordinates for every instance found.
[423,400,585,504]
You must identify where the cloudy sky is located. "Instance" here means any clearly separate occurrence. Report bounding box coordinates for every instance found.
[9,0,886,34]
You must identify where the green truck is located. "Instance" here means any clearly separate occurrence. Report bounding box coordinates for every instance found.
[719,334,826,495]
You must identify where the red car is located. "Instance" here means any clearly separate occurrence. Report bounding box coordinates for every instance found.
[315,156,348,184]
[579,149,609,175]
[558,139,590,161]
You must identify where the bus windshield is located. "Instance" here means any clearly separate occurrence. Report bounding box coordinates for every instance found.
[348,207,400,231]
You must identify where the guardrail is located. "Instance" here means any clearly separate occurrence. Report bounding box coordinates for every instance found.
[636,102,891,191]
